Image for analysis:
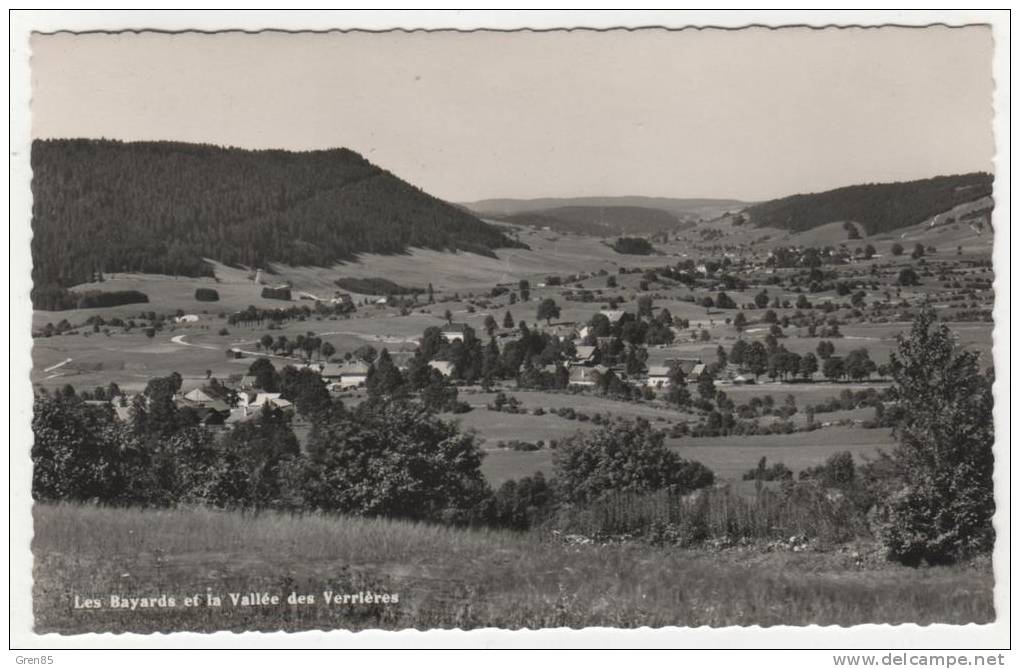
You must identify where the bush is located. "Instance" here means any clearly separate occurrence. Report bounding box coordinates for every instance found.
[553,418,714,505]
[742,457,793,482]
[550,484,868,546]
[485,472,555,531]
[195,288,220,302]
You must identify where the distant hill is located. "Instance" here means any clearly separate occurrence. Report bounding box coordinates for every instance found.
[30,139,524,297]
[461,196,749,220]
[742,173,994,236]
[497,205,692,236]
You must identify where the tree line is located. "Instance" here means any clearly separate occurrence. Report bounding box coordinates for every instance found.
[743,172,993,235]
[30,139,526,301]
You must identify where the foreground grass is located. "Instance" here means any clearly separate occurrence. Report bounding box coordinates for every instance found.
[33,503,994,633]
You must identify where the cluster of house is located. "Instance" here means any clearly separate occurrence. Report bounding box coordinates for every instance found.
[438,310,704,390]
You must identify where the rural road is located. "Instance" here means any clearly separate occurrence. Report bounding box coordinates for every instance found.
[43,358,72,373]
[170,334,221,351]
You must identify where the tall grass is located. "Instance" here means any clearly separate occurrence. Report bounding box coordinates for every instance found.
[550,485,870,546]
[32,502,993,633]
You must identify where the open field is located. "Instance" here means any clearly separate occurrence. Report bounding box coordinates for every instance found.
[480,425,896,486]
[32,503,994,633]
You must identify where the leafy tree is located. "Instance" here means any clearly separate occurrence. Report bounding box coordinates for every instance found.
[745,341,768,379]
[844,348,877,382]
[302,401,491,522]
[553,419,714,505]
[483,314,498,336]
[518,279,531,302]
[279,366,331,416]
[881,308,994,565]
[799,352,819,379]
[823,356,845,382]
[733,312,747,334]
[730,339,748,366]
[211,406,300,509]
[537,298,561,324]
[637,295,654,320]
[697,370,716,400]
[31,394,129,502]
[366,348,407,399]
[716,292,737,309]
[248,357,280,392]
[486,472,555,531]
[898,267,920,286]
[891,242,905,256]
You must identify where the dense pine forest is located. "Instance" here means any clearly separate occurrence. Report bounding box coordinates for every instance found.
[743,172,994,235]
[30,139,524,304]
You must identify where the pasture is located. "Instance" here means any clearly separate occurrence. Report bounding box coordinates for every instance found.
[32,503,994,633]
[480,424,896,486]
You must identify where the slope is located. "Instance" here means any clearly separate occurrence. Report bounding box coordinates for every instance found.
[30,139,523,304]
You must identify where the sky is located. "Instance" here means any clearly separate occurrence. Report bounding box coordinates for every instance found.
[30,27,994,203]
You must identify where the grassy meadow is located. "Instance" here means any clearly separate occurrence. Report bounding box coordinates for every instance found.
[33,503,994,634]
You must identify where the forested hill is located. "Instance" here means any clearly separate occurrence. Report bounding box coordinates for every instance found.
[499,205,691,237]
[30,139,524,290]
[743,173,994,235]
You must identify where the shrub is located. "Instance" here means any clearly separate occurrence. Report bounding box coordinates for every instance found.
[553,418,714,505]
[485,472,555,531]
[195,288,220,302]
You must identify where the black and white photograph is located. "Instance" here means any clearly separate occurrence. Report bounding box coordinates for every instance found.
[9,10,1010,652]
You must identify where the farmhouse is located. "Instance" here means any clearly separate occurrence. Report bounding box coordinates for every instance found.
[599,309,626,323]
[567,364,606,387]
[236,391,293,412]
[335,360,370,388]
[544,322,578,341]
[665,357,702,375]
[573,345,598,365]
[300,362,345,382]
[440,323,470,343]
[182,388,215,404]
[428,360,455,377]
[644,365,672,388]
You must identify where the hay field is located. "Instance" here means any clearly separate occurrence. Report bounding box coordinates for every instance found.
[32,503,993,634]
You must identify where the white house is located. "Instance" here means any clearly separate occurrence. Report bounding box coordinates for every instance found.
[599,309,626,323]
[567,364,607,387]
[428,360,455,377]
[440,323,469,343]
[335,360,371,388]
[573,345,597,365]
[644,365,672,388]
